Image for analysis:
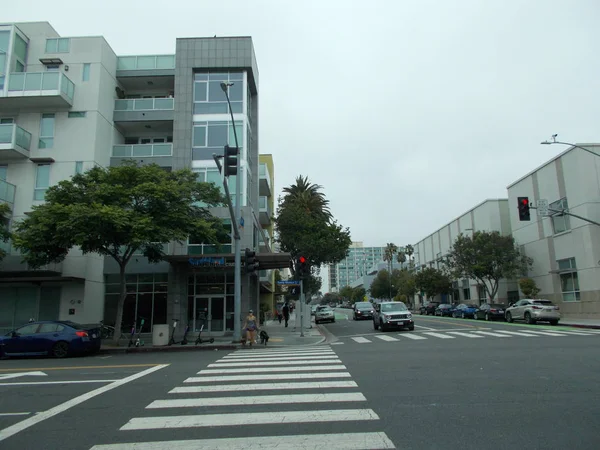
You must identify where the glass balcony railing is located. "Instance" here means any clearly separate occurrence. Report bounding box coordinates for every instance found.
[112,143,173,157]
[114,98,174,111]
[188,244,232,255]
[259,196,269,210]
[7,72,75,102]
[0,178,16,204]
[0,124,32,151]
[117,55,176,70]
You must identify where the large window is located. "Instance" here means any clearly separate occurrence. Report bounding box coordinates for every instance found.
[188,218,233,255]
[557,257,580,302]
[193,167,243,207]
[39,113,55,149]
[82,63,90,81]
[45,38,70,53]
[550,198,570,234]
[34,164,50,201]
[193,72,243,115]
[192,120,243,161]
[0,165,6,180]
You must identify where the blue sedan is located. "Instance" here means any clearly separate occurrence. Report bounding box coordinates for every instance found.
[0,321,102,359]
[452,303,479,319]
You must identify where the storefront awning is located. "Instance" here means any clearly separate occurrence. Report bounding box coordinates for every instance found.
[0,275,85,284]
[165,252,292,270]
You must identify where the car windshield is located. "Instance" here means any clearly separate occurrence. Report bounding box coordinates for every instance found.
[317,306,331,311]
[381,303,407,312]
[356,303,372,309]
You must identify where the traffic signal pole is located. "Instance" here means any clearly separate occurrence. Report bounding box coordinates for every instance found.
[300,279,305,337]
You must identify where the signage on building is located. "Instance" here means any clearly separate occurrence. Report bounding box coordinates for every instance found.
[188,257,235,267]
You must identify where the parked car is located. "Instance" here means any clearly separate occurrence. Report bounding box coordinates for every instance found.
[419,302,440,315]
[452,303,478,319]
[0,320,102,359]
[474,303,506,321]
[315,306,335,324]
[353,302,375,320]
[373,301,414,331]
[505,299,560,325]
[435,304,455,317]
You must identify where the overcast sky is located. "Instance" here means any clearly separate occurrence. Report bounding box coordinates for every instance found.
[6,0,599,274]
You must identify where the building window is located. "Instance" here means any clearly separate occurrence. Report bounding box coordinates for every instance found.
[0,165,6,180]
[557,257,580,302]
[477,285,486,301]
[39,114,55,149]
[193,72,243,115]
[463,288,471,300]
[45,38,70,53]
[192,121,243,161]
[82,63,90,81]
[34,164,50,201]
[75,162,83,174]
[46,65,60,71]
[550,198,570,234]
[68,111,86,118]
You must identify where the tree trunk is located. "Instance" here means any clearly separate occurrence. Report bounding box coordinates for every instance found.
[111,264,127,346]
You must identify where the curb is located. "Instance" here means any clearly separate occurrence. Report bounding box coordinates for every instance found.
[99,344,237,354]
[562,323,600,330]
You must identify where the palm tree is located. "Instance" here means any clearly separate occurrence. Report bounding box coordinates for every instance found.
[405,244,414,267]
[383,242,398,299]
[281,175,332,220]
[397,251,406,266]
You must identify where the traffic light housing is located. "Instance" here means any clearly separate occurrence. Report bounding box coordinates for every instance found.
[245,248,259,274]
[297,255,309,278]
[518,197,530,221]
[223,145,238,177]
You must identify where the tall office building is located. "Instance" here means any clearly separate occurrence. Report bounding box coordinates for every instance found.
[0,22,287,337]
[328,242,397,292]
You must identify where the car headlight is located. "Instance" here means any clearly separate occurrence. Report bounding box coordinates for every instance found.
[407,313,412,319]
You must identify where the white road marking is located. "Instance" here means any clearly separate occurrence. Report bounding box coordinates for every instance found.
[0,371,47,381]
[447,332,484,338]
[517,330,570,337]
[120,409,380,430]
[472,331,512,337]
[544,330,596,336]
[208,359,341,367]
[185,372,352,383]
[422,332,455,339]
[170,380,358,394]
[148,392,367,409]
[89,432,396,449]
[490,330,540,337]
[0,413,30,417]
[400,333,428,340]
[229,349,335,357]
[374,335,399,342]
[223,351,335,359]
[0,380,118,386]
[331,342,345,345]
[198,364,347,374]
[0,364,168,443]
[219,355,337,362]
[351,337,371,343]
[414,325,438,331]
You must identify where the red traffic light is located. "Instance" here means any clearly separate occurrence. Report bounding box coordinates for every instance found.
[299,256,306,264]
[521,199,529,206]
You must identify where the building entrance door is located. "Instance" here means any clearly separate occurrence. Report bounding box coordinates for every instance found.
[194,295,225,333]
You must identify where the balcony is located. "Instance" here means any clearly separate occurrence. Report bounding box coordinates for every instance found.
[0,178,16,206]
[188,243,233,256]
[113,98,174,126]
[259,196,272,226]
[259,163,272,197]
[0,124,31,160]
[112,143,173,158]
[2,72,75,109]
[117,55,175,76]
[259,269,272,285]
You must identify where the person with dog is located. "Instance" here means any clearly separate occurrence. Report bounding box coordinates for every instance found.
[243,309,258,347]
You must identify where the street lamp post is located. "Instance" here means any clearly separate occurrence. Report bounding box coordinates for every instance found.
[540,135,600,158]
[221,82,242,343]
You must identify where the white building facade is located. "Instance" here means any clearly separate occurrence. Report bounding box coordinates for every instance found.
[507,144,600,319]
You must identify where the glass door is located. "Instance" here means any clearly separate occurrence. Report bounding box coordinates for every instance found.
[210,296,225,332]
[194,296,209,332]
[194,296,226,333]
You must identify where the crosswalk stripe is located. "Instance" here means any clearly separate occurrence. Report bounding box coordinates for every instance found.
[543,330,596,336]
[184,372,352,383]
[472,331,512,337]
[374,335,399,342]
[170,380,358,393]
[224,351,336,359]
[198,364,347,374]
[491,330,540,337]
[229,349,335,357]
[447,331,484,338]
[147,392,367,409]
[208,359,341,367]
[400,333,428,340]
[517,330,570,336]
[422,332,455,339]
[219,355,337,362]
[120,409,380,430]
[90,431,396,449]
[351,337,371,343]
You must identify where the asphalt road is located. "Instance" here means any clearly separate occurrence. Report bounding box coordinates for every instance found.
[1,311,599,449]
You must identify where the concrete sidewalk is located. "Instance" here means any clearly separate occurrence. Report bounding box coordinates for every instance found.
[559,318,600,329]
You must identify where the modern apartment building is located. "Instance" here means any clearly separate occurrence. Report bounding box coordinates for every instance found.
[328,242,389,292]
[0,21,288,337]
[508,144,600,319]
[412,199,518,306]
[258,154,275,313]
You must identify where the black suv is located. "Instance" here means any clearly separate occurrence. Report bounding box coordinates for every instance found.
[353,302,375,320]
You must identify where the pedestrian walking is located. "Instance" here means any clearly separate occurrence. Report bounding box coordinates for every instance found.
[243,309,258,347]
[282,302,290,328]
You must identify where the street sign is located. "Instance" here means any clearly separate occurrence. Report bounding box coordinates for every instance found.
[537,199,549,217]
[277,280,300,285]
[0,371,47,381]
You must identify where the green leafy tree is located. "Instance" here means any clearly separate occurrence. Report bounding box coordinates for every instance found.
[322,292,342,305]
[351,287,367,304]
[397,251,406,265]
[519,277,540,299]
[414,267,452,298]
[396,268,417,300]
[281,175,332,220]
[445,231,533,302]
[303,272,322,297]
[371,268,417,302]
[0,202,11,261]
[12,162,224,344]
[339,285,354,301]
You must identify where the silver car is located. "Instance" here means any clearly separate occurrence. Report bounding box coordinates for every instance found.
[505,299,560,325]
[315,306,335,324]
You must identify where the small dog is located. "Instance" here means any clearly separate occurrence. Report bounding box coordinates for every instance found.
[259,330,269,345]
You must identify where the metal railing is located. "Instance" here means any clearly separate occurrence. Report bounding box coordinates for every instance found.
[114,98,174,111]
[0,124,32,151]
[7,72,75,102]
[117,55,175,70]
[0,178,16,204]
[188,243,232,255]
[112,143,172,157]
